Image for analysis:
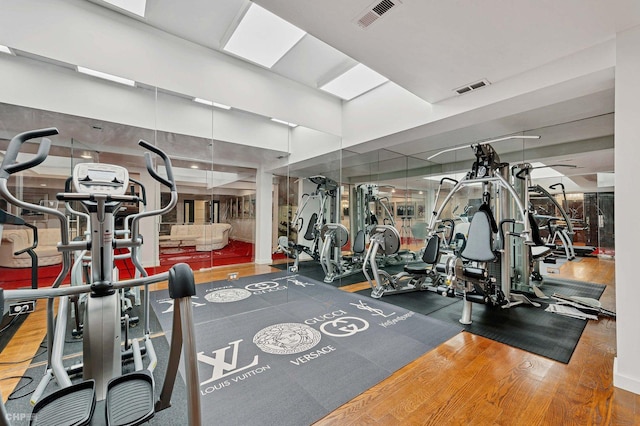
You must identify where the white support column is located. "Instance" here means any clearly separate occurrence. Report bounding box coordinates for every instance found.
[137,170,161,268]
[614,24,640,395]
[254,166,274,264]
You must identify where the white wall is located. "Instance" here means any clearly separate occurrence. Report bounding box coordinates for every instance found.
[288,126,342,164]
[0,55,292,156]
[614,24,640,395]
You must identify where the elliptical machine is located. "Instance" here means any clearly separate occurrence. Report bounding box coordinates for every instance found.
[0,128,201,425]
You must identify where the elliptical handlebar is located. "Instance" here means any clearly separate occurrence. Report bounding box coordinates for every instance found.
[128,177,147,206]
[139,139,176,191]
[126,141,178,281]
[0,127,70,248]
[0,127,59,179]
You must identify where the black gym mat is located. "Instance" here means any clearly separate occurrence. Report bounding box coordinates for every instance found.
[271,260,405,287]
[355,277,606,364]
[355,287,460,315]
[147,271,461,426]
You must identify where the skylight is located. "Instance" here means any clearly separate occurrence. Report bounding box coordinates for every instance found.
[223,3,306,68]
[101,0,147,17]
[320,63,389,100]
[77,66,136,87]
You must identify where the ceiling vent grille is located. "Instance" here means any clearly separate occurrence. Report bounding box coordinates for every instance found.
[454,79,491,95]
[354,0,403,29]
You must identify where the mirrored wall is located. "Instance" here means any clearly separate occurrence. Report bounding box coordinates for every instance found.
[0,47,615,297]
[0,50,296,301]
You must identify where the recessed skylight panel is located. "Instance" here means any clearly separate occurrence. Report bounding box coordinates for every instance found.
[224,3,306,68]
[320,63,388,100]
[102,0,147,17]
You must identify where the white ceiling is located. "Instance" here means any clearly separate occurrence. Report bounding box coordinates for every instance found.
[140,0,640,104]
[254,0,639,102]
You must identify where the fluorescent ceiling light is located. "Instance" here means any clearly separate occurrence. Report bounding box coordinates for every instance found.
[0,44,13,55]
[77,66,135,87]
[271,118,298,128]
[223,3,306,68]
[194,98,231,110]
[194,97,213,106]
[320,63,388,100]
[101,0,146,17]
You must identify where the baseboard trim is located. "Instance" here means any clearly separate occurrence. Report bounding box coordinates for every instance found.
[614,357,640,395]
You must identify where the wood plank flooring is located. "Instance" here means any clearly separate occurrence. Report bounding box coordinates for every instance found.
[318,257,640,426]
[1,258,638,425]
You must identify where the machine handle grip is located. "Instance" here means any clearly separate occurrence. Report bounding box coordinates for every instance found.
[14,223,38,256]
[0,127,58,178]
[439,177,458,185]
[128,178,147,206]
[139,140,176,191]
[56,193,140,203]
[498,219,516,250]
[549,182,565,191]
[515,167,528,180]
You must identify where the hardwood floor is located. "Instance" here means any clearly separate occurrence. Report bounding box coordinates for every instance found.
[318,257,640,426]
[1,258,639,425]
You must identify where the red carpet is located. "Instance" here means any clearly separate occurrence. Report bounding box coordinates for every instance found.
[0,240,257,290]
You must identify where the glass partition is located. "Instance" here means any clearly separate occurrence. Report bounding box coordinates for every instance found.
[0,51,293,299]
[0,79,156,289]
[0,48,615,301]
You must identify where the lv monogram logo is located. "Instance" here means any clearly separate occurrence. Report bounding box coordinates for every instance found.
[197,339,259,386]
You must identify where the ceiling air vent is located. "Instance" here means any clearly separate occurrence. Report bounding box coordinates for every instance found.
[454,79,491,95]
[354,0,403,29]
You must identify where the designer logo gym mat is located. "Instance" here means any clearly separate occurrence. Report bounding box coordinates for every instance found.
[149,272,461,426]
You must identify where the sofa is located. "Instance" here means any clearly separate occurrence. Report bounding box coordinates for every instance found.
[0,227,62,268]
[159,223,232,251]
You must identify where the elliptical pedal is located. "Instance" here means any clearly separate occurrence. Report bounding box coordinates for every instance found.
[106,371,154,426]
[31,380,96,426]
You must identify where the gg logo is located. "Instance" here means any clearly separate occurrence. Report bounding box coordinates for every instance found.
[319,316,369,337]
[245,281,279,291]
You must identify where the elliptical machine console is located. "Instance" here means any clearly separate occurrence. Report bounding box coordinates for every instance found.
[73,163,129,194]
